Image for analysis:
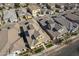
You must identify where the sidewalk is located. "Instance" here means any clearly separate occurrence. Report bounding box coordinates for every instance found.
[32,33,79,56]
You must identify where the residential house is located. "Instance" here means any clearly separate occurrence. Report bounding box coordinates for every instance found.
[48,3,65,13]
[54,16,71,32]
[64,13,79,24]
[54,15,79,32]
[54,16,78,33]
[27,4,41,17]
[38,16,63,40]
[62,3,73,10]
[56,3,65,12]
[48,3,55,10]
[3,9,18,23]
[73,10,79,16]
[4,3,14,9]
[19,3,27,7]
[19,19,50,49]
[17,8,32,21]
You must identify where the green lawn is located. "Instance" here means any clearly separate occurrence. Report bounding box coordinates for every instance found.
[46,43,53,48]
[45,42,53,48]
[34,47,44,53]
[19,53,29,56]
[18,51,29,56]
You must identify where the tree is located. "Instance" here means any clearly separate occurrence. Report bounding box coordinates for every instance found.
[55,4,61,8]
[55,9,59,13]
[14,3,20,8]
[0,29,1,31]
[7,27,10,29]
[0,7,2,10]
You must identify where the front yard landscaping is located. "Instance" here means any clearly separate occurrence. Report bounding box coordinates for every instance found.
[18,28,79,56]
[34,46,44,53]
[18,50,31,56]
[58,29,79,44]
[45,41,53,48]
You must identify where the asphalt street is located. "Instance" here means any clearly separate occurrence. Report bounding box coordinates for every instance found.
[48,38,79,56]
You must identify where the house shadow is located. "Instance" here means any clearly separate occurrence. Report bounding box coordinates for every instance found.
[19,26,30,49]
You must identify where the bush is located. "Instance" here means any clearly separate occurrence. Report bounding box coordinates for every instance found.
[63,33,71,39]
[64,39,72,44]
[77,46,79,52]
[0,29,1,31]
[14,3,20,8]
[7,27,10,29]
[71,32,78,36]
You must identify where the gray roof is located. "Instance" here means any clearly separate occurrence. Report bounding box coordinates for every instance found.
[27,24,34,30]
[17,8,27,16]
[47,29,60,37]
[3,9,18,22]
[4,3,14,8]
[64,3,75,9]
[22,24,36,47]
[39,18,61,38]
[28,4,40,11]
[47,19,54,24]
[54,16,71,30]
[39,16,62,30]
[54,23,62,31]
[39,16,55,26]
[40,19,47,26]
[74,10,79,16]
[65,13,79,21]
[33,30,40,39]
[26,30,39,47]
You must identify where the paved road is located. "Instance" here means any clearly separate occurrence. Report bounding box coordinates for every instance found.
[32,35,79,56]
[47,38,79,56]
